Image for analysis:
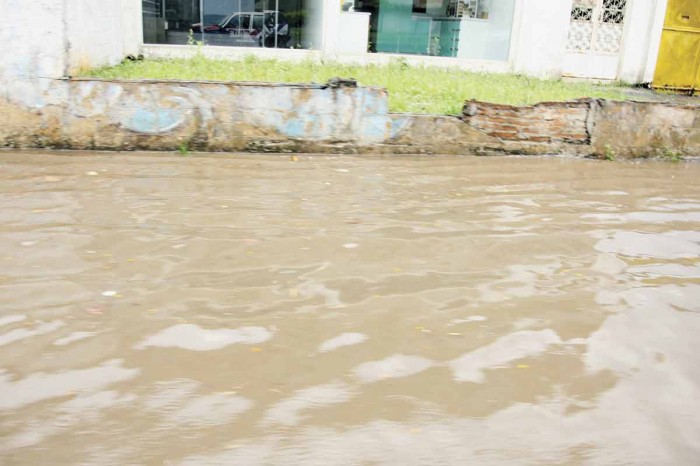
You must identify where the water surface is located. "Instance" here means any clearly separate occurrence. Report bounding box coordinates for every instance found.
[1,151,699,464]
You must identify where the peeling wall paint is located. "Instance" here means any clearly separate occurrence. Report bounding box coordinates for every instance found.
[60,80,394,144]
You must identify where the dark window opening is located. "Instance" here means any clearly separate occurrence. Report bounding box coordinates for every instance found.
[412,0,427,14]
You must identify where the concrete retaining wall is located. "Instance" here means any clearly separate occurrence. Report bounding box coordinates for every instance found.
[591,100,700,158]
[1,77,698,158]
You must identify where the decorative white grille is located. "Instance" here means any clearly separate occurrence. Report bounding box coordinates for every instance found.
[594,23,624,53]
[446,0,488,19]
[601,0,626,24]
[567,0,626,54]
[568,22,594,51]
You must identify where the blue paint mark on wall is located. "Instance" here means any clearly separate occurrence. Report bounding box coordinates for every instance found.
[389,116,410,140]
[360,115,391,142]
[283,118,307,138]
[125,108,185,134]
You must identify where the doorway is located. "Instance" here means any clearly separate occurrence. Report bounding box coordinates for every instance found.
[563,0,628,80]
[653,0,700,92]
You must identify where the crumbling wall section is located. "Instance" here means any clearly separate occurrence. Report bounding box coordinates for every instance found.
[462,99,592,144]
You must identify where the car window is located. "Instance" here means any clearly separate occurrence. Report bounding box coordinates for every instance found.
[252,15,263,30]
[217,14,233,27]
[239,14,250,29]
[226,15,240,28]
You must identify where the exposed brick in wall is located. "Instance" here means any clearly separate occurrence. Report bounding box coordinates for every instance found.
[462,99,592,144]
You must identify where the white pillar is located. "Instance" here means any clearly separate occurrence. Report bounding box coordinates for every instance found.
[121,0,144,58]
[322,0,341,56]
[0,0,68,106]
[617,0,668,84]
[510,0,574,79]
[642,0,669,83]
[302,0,325,50]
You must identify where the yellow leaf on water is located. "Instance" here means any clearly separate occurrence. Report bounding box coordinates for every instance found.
[516,364,530,369]
[250,347,263,353]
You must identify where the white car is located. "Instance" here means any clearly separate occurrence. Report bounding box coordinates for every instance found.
[191,11,290,48]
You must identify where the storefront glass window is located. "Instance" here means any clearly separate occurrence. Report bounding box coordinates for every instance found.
[142,0,322,49]
[356,0,515,60]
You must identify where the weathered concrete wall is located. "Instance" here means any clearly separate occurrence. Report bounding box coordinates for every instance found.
[1,77,698,158]
[0,79,394,151]
[591,100,700,158]
[66,0,142,73]
[0,0,141,109]
[0,0,67,108]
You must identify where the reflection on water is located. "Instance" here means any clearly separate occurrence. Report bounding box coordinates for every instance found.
[450,329,562,383]
[0,152,699,464]
[0,360,139,410]
[134,324,273,351]
[318,332,368,353]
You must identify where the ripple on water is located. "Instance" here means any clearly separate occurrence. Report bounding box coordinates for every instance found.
[134,324,273,351]
[318,333,368,353]
[595,231,700,259]
[450,329,562,383]
[353,354,434,383]
[0,359,139,410]
[263,383,354,426]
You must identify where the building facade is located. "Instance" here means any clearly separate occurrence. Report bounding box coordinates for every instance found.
[0,0,674,106]
[141,0,668,83]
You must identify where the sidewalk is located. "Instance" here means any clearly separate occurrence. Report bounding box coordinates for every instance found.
[618,87,699,105]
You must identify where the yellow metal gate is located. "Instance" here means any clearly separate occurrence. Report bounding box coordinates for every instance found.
[653,0,700,92]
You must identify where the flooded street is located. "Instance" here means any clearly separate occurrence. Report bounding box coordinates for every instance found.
[1,151,699,465]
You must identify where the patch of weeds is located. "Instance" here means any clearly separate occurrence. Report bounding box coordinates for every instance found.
[177,142,191,156]
[390,57,410,71]
[186,30,204,48]
[659,147,683,163]
[602,144,616,161]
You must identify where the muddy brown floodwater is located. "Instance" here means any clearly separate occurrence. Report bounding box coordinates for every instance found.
[0,151,699,465]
